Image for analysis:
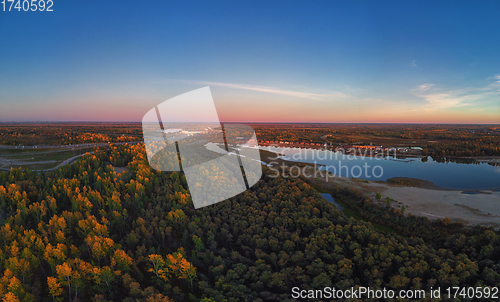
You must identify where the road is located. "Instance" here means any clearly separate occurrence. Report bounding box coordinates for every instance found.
[0,152,94,172]
[0,141,142,172]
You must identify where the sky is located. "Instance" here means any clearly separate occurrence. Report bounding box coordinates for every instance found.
[0,0,499,123]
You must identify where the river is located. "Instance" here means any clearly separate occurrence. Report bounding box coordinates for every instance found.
[257,146,500,190]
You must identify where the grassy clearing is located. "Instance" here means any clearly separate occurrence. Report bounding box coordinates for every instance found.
[1,148,93,160]
[0,148,55,155]
[9,163,62,170]
[0,146,94,156]
[0,148,94,170]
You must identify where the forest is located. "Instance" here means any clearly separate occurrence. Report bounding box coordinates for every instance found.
[2,123,499,157]
[252,124,500,157]
[0,142,499,301]
[0,124,141,147]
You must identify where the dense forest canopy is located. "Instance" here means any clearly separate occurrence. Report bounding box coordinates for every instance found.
[0,143,499,301]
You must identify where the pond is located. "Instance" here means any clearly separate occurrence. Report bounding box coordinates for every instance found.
[320,193,343,210]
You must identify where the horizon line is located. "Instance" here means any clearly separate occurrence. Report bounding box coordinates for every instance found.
[0,121,499,125]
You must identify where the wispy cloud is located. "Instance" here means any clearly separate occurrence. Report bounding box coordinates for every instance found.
[411,60,417,67]
[418,93,474,110]
[412,75,500,111]
[412,83,434,92]
[178,80,351,101]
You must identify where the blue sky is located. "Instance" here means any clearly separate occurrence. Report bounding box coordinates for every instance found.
[0,0,499,123]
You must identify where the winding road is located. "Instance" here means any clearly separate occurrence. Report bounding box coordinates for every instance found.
[0,141,142,172]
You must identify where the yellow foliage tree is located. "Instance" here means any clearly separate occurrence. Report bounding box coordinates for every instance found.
[147,248,196,289]
[2,292,20,302]
[47,277,62,301]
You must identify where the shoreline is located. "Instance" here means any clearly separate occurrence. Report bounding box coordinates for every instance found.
[256,144,500,165]
[379,176,500,192]
[256,146,499,191]
[259,149,500,229]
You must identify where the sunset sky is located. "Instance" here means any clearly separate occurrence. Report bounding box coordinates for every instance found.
[0,1,499,123]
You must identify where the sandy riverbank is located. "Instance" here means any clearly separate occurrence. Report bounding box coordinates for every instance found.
[316,166,500,228]
[380,185,500,227]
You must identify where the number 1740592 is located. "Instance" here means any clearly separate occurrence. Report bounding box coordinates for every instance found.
[2,0,54,12]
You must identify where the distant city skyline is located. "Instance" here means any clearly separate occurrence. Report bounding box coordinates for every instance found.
[0,1,499,123]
